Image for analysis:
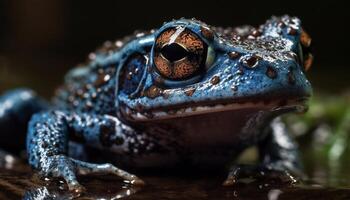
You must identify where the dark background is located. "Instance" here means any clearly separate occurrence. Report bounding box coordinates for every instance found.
[0,0,348,97]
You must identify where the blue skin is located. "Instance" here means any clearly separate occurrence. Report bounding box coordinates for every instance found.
[0,15,312,192]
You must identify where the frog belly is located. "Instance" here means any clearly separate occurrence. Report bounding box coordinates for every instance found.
[152,107,272,150]
[105,107,275,168]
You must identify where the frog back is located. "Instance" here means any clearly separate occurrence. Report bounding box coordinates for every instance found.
[52,63,117,115]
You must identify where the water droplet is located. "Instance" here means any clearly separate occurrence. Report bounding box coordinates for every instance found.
[231,85,238,92]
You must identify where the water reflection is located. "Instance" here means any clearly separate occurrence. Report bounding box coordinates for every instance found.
[1,166,350,199]
[1,139,350,200]
[23,185,140,200]
[0,168,142,199]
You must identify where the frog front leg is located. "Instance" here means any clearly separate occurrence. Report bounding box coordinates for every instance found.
[223,118,303,186]
[27,110,144,193]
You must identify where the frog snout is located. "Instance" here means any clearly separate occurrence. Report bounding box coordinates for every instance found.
[215,58,312,102]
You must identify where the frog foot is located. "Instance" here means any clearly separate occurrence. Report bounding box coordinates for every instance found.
[40,155,144,193]
[222,163,302,186]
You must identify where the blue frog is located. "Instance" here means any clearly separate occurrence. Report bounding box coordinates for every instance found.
[0,15,313,192]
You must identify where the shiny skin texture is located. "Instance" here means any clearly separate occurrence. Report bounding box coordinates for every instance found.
[0,15,312,191]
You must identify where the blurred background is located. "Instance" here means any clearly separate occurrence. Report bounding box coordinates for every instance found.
[0,0,348,97]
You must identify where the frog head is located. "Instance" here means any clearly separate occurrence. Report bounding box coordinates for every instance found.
[116,16,313,122]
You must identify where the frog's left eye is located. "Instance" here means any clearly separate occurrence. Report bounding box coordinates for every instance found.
[153,27,214,80]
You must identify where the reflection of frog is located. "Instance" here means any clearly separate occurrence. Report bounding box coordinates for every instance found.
[0,15,313,192]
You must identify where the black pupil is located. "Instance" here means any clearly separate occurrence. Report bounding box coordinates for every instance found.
[160,43,188,62]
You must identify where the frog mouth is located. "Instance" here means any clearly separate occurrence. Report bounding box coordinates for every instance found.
[122,97,309,122]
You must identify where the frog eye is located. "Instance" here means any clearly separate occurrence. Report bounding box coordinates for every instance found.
[119,54,147,95]
[153,27,213,80]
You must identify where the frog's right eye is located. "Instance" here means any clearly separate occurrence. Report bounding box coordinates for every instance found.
[119,54,147,95]
[153,27,213,80]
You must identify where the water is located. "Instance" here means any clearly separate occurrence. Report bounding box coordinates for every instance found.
[1,157,350,200]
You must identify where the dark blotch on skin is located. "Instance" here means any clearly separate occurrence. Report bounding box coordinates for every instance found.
[242,55,259,68]
[184,87,196,96]
[288,27,297,35]
[228,51,240,59]
[210,76,220,85]
[200,26,214,41]
[99,124,115,147]
[114,136,124,145]
[94,73,109,87]
[266,66,277,79]
[145,86,163,99]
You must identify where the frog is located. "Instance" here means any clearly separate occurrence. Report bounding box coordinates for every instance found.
[0,15,313,192]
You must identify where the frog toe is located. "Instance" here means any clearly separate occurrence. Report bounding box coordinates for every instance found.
[67,181,86,194]
[223,164,257,186]
[262,161,304,183]
[222,175,237,186]
[41,155,86,193]
[73,160,145,185]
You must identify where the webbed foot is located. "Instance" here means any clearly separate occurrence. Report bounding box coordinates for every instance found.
[222,163,302,186]
[40,155,144,193]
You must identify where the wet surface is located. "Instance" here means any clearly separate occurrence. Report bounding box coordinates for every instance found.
[1,160,350,200]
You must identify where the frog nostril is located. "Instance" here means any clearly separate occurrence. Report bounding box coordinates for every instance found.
[287,68,296,85]
[266,66,277,79]
[160,43,188,62]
